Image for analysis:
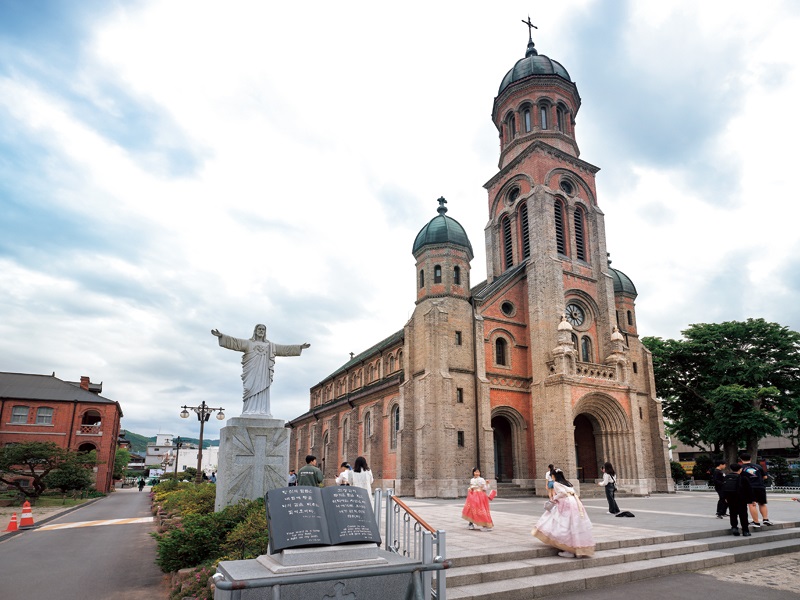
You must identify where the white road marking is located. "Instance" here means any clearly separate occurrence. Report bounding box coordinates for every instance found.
[36,517,154,531]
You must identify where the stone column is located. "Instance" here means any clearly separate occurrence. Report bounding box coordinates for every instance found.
[215,416,289,512]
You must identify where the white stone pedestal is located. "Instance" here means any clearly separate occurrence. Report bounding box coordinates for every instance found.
[215,416,289,512]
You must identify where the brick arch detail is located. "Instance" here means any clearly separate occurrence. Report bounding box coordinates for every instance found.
[490,406,529,482]
[572,394,635,479]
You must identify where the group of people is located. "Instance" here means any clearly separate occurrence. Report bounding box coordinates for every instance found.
[461,461,624,558]
[711,452,773,536]
[287,454,374,491]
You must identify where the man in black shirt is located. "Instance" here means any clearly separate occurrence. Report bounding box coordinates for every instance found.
[711,459,727,518]
[739,452,772,527]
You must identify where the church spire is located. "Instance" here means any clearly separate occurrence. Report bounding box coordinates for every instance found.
[521,15,538,57]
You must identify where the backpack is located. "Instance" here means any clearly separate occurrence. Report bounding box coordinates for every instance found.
[722,473,740,493]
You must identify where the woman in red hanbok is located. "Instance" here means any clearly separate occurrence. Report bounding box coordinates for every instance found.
[461,468,494,531]
[531,469,595,557]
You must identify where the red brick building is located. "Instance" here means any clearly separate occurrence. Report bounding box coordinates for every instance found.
[0,372,123,493]
[289,31,672,497]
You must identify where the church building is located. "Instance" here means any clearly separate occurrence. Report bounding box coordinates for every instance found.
[288,29,673,497]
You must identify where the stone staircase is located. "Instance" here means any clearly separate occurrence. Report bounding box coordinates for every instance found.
[495,482,536,498]
[445,522,800,599]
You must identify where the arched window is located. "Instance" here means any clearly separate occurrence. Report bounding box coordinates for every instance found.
[627,310,633,326]
[495,338,508,366]
[501,216,513,269]
[323,431,330,473]
[519,203,530,259]
[364,412,372,443]
[574,207,587,261]
[556,105,566,132]
[389,355,396,372]
[506,113,516,139]
[78,443,96,453]
[523,107,532,132]
[581,336,593,362]
[342,417,349,441]
[434,265,442,283]
[571,333,579,349]
[419,269,424,288]
[540,104,548,129]
[390,405,400,449]
[554,200,567,256]
[453,265,461,285]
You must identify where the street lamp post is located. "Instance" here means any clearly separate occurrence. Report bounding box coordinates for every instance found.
[173,436,183,480]
[180,401,225,484]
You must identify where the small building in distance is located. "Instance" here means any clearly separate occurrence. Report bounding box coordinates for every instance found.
[0,372,123,493]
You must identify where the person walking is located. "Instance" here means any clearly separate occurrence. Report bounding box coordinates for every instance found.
[297,455,323,487]
[545,464,556,501]
[532,469,594,558]
[597,462,620,514]
[461,468,494,531]
[137,477,145,492]
[287,469,297,486]
[349,456,373,492]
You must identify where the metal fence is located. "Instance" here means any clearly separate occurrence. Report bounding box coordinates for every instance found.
[374,488,447,600]
[674,482,800,494]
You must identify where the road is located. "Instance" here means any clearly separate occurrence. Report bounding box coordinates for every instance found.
[0,487,164,600]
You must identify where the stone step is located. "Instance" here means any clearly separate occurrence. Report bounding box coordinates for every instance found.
[445,526,800,599]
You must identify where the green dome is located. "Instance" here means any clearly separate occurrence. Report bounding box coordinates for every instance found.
[412,198,473,258]
[609,267,637,297]
[498,38,571,95]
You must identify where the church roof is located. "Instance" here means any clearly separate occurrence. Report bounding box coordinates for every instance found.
[412,198,473,258]
[609,267,638,297]
[498,35,571,95]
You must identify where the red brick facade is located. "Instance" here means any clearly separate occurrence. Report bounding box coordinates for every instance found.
[289,36,672,497]
[0,373,123,493]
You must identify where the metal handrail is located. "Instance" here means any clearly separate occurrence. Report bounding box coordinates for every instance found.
[213,558,451,598]
[391,496,437,533]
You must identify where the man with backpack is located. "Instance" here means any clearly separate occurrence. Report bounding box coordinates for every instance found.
[740,452,772,527]
[723,463,752,536]
[711,459,727,518]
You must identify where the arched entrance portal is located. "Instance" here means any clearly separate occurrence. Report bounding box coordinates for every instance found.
[492,415,513,482]
[573,415,598,482]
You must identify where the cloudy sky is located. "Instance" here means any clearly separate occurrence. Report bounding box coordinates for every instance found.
[1,1,798,440]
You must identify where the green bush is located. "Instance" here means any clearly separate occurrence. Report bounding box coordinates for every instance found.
[219,499,269,561]
[152,498,262,573]
[169,564,216,600]
[159,483,216,516]
[691,454,714,480]
[671,461,687,483]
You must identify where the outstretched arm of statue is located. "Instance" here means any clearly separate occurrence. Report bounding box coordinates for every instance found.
[301,343,310,349]
[211,329,222,337]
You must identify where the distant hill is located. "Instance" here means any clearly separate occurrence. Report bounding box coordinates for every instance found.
[121,430,219,453]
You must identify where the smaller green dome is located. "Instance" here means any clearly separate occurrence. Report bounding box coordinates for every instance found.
[609,267,637,297]
[412,197,473,258]
[499,53,571,94]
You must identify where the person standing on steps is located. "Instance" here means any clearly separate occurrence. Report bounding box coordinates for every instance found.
[711,458,728,518]
[597,462,620,514]
[532,469,594,558]
[739,452,772,527]
[723,462,752,537]
[545,464,556,501]
[461,468,494,532]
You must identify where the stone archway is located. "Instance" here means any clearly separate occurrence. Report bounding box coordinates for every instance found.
[572,394,632,481]
[491,407,528,483]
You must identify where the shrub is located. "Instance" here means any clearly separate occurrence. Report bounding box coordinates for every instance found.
[670,461,687,483]
[691,454,714,481]
[169,564,216,600]
[152,498,261,572]
[160,483,216,516]
[219,499,269,560]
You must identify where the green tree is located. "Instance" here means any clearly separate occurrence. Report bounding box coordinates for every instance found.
[113,448,131,481]
[691,454,715,481]
[43,450,97,498]
[769,456,792,486]
[643,319,800,466]
[670,461,687,484]
[0,442,73,498]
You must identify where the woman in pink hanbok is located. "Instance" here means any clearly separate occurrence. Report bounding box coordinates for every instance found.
[531,469,594,557]
[461,468,494,531]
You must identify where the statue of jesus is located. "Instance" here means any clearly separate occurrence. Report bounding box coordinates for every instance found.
[211,324,310,417]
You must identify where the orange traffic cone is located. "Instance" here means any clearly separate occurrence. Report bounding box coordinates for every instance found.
[4,513,18,532]
[18,501,34,529]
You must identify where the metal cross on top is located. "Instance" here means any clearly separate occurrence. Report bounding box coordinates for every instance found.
[521,15,538,40]
[437,196,448,214]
